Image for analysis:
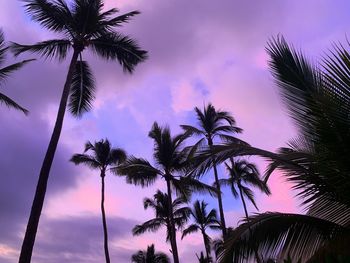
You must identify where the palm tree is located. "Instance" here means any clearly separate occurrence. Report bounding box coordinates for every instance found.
[182,200,220,261]
[220,159,270,221]
[216,38,350,262]
[70,139,126,263]
[12,1,147,262]
[117,122,217,263]
[181,103,243,238]
[0,29,32,114]
[132,191,190,249]
[131,244,170,263]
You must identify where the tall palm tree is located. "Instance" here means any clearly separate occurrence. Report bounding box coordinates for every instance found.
[217,38,350,262]
[12,1,147,262]
[70,139,126,263]
[0,29,32,114]
[181,103,243,238]
[132,191,190,249]
[117,122,217,263]
[220,159,270,221]
[131,244,170,263]
[182,200,220,261]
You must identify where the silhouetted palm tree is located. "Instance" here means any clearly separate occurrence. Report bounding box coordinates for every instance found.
[217,38,350,262]
[12,1,147,262]
[220,159,270,221]
[133,191,190,249]
[117,122,217,263]
[71,139,126,263]
[131,244,170,263]
[182,200,220,260]
[181,103,243,238]
[0,29,32,114]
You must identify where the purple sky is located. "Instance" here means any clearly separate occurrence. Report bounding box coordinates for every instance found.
[1,0,350,262]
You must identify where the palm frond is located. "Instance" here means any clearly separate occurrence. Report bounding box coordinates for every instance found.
[90,32,147,73]
[68,60,95,117]
[0,59,35,82]
[11,39,71,60]
[218,212,348,263]
[181,224,199,239]
[22,0,73,33]
[132,218,164,236]
[70,153,100,169]
[0,92,29,114]
[116,156,160,187]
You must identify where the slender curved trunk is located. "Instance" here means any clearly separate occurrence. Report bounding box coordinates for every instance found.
[201,229,211,262]
[208,138,227,239]
[166,178,180,263]
[101,171,111,263]
[238,185,261,263]
[19,50,79,263]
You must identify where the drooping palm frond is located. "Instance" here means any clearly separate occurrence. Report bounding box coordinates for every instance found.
[11,39,71,60]
[116,156,160,187]
[0,59,35,82]
[68,60,95,117]
[0,92,29,114]
[70,153,101,169]
[90,32,147,73]
[218,213,349,263]
[132,218,164,236]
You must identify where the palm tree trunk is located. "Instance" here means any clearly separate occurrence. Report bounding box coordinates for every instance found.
[238,185,261,263]
[201,230,211,262]
[18,50,79,263]
[208,138,227,239]
[166,178,180,263]
[101,171,111,263]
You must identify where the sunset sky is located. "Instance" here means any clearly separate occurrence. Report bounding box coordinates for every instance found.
[1,0,350,262]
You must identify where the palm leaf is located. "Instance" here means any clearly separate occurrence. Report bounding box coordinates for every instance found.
[90,32,147,73]
[0,92,28,114]
[11,39,71,60]
[68,60,96,117]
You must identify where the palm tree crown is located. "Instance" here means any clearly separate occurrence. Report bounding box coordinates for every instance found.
[71,139,126,173]
[0,29,32,114]
[220,159,270,212]
[182,200,220,261]
[12,0,148,116]
[132,190,190,242]
[131,244,170,263]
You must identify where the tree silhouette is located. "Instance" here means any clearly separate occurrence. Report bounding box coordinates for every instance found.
[117,122,217,263]
[181,103,243,238]
[133,191,190,248]
[218,37,350,262]
[182,200,220,261]
[71,139,126,263]
[12,1,147,262]
[131,244,170,263]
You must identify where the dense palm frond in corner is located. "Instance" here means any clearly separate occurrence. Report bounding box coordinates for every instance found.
[0,29,32,114]
[131,244,170,263]
[217,37,350,262]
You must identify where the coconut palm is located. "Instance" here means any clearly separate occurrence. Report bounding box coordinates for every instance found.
[220,159,270,221]
[133,191,190,248]
[117,122,217,263]
[12,1,147,262]
[131,244,170,263]
[0,29,32,114]
[216,38,350,262]
[182,200,220,261]
[181,103,243,238]
[70,139,126,263]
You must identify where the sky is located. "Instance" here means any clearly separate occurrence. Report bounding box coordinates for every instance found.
[0,0,350,262]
